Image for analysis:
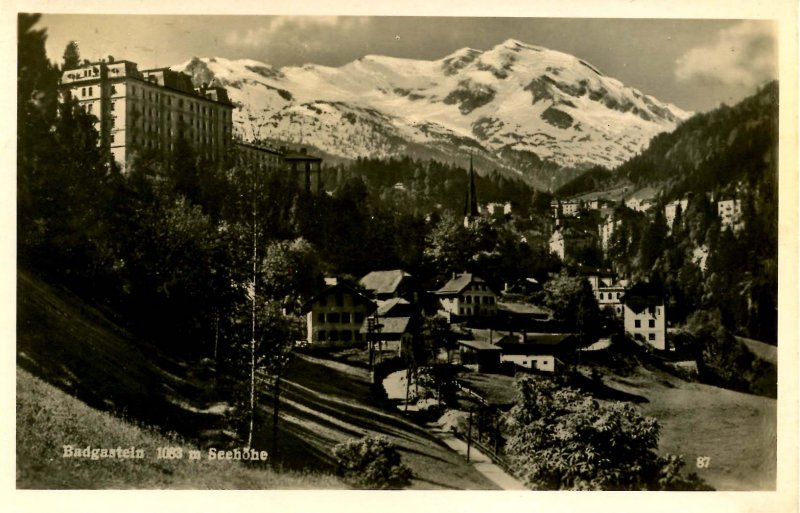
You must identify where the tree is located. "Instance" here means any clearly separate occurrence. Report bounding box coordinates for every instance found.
[62,40,80,70]
[505,376,711,490]
[543,273,601,343]
[332,435,413,489]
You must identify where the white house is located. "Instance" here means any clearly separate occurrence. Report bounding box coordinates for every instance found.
[717,198,742,231]
[665,199,689,230]
[301,283,375,346]
[434,272,497,321]
[622,283,666,350]
[495,333,577,373]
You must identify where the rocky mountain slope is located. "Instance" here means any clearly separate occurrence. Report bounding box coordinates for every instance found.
[175,39,691,188]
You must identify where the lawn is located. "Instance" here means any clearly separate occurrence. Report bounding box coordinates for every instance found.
[16,367,342,489]
[601,365,776,491]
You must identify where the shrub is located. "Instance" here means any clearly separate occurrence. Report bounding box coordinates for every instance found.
[332,435,412,489]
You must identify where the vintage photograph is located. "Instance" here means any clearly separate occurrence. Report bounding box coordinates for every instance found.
[14,9,788,499]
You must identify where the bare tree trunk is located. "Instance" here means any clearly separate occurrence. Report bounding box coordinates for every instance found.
[247,169,258,449]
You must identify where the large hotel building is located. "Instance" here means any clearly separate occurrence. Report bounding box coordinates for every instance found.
[59,57,323,185]
[60,58,236,171]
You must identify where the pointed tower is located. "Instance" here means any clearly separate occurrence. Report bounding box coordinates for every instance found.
[464,155,479,228]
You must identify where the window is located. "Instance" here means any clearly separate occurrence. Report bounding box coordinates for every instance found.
[335,293,344,307]
[634,319,641,328]
[327,313,340,324]
[81,87,86,97]
[329,330,339,341]
[317,330,326,342]
[459,308,464,315]
[354,312,364,324]
[342,330,353,342]
[110,134,115,143]
[87,103,93,113]
[648,319,656,328]
[599,292,604,300]
[648,333,656,341]
[465,296,472,304]
[317,313,325,323]
[341,313,351,324]
[88,87,93,96]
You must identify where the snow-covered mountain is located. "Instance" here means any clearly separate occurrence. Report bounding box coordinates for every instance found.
[175,39,691,188]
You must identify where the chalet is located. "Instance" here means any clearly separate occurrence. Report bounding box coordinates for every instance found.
[434,272,498,321]
[495,333,578,373]
[622,283,666,350]
[359,270,413,301]
[301,282,375,346]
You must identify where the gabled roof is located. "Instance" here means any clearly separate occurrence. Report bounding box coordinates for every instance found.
[360,270,411,296]
[359,316,411,336]
[435,273,493,295]
[457,339,502,351]
[495,333,576,355]
[376,297,412,317]
[300,283,375,314]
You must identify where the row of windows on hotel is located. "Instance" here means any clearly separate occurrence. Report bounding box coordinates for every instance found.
[316,312,365,324]
[78,84,225,118]
[598,291,622,300]
[634,319,658,329]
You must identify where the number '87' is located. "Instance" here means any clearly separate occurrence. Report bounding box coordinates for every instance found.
[696,456,711,468]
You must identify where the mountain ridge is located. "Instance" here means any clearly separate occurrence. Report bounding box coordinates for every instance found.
[174,39,692,188]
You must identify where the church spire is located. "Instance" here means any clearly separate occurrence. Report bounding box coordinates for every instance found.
[464,154,478,227]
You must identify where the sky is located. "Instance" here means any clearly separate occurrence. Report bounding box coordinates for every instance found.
[36,15,777,113]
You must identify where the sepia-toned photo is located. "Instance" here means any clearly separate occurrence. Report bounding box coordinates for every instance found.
[9,3,798,510]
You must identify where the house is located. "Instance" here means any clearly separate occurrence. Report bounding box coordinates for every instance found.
[664,198,689,230]
[434,272,498,321]
[456,339,502,372]
[359,270,413,301]
[495,333,577,373]
[596,283,626,317]
[622,283,666,350]
[717,198,742,231]
[624,187,657,212]
[300,282,375,346]
[359,297,417,355]
[599,216,622,252]
[482,202,512,222]
[549,227,597,261]
[551,199,582,218]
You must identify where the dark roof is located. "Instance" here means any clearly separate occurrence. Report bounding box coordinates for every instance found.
[495,333,576,355]
[497,302,550,318]
[622,282,664,313]
[457,339,502,351]
[360,270,410,296]
[575,265,615,278]
[435,273,494,295]
[300,283,375,314]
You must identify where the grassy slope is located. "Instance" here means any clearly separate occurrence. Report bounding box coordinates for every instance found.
[262,354,499,490]
[16,367,342,489]
[17,272,496,489]
[602,365,776,491]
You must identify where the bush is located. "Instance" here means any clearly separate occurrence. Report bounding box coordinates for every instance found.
[332,435,413,489]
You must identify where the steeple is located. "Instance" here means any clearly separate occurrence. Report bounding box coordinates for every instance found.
[464,154,479,227]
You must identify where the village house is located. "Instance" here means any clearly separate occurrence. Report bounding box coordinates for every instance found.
[495,333,578,373]
[434,272,498,321]
[664,198,689,230]
[359,297,416,355]
[301,282,375,346]
[359,270,413,301]
[456,339,502,373]
[549,227,597,261]
[717,198,743,231]
[622,283,667,350]
[551,199,582,218]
